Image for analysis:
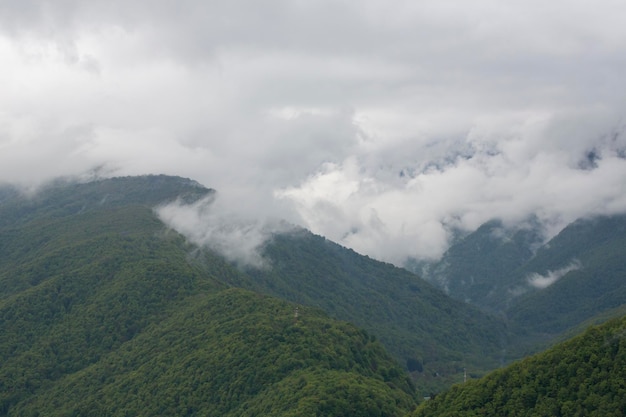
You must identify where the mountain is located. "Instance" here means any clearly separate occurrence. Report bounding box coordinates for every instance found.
[7,174,626,414]
[506,214,626,335]
[410,215,626,344]
[408,219,543,310]
[0,175,213,300]
[238,231,510,393]
[8,289,417,416]
[412,314,626,416]
[0,176,417,415]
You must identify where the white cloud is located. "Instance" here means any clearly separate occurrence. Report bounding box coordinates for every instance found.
[277,118,626,262]
[155,194,294,269]
[1,0,626,263]
[527,260,582,289]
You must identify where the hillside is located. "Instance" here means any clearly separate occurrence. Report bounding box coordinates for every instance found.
[411,215,626,344]
[0,176,417,415]
[409,219,543,310]
[412,314,626,416]
[239,231,510,392]
[506,214,626,335]
[8,289,417,416]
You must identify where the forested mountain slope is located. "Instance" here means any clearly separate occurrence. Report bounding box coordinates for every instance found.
[413,314,626,416]
[241,231,510,392]
[411,214,626,344]
[506,214,626,335]
[0,176,417,415]
[8,289,417,416]
[0,175,210,230]
[409,219,543,310]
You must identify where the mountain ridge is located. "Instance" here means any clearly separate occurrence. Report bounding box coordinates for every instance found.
[4,174,624,414]
[0,175,419,415]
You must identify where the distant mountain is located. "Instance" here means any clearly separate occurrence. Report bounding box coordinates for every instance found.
[506,214,626,335]
[0,185,19,204]
[412,314,626,416]
[408,219,543,310]
[0,176,416,415]
[410,214,626,344]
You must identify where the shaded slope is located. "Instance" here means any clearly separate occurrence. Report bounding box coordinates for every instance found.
[409,214,626,348]
[240,230,510,392]
[409,219,543,310]
[0,175,210,230]
[413,315,626,417]
[0,175,213,300]
[506,214,626,335]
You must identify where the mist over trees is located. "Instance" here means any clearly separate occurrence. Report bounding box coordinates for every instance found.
[1,175,626,416]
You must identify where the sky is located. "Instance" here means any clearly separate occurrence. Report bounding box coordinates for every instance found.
[2,0,626,265]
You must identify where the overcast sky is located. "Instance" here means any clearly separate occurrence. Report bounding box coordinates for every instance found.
[2,0,626,264]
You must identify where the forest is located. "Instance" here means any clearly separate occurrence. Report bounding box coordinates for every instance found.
[1,175,625,416]
[413,315,626,416]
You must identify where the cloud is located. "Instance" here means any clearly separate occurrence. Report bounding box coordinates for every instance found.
[155,194,294,269]
[1,0,626,264]
[527,260,582,289]
[277,118,626,262]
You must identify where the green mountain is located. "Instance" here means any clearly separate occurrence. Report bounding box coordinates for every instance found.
[408,219,543,310]
[9,289,417,416]
[412,314,626,416]
[6,175,625,414]
[410,215,626,345]
[506,214,626,335]
[239,231,510,393]
[0,176,417,416]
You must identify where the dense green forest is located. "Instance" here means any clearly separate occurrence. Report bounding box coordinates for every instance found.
[0,176,418,415]
[239,231,509,392]
[9,289,417,416]
[413,315,626,416]
[3,175,625,416]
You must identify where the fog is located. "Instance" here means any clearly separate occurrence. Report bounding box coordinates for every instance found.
[2,0,626,264]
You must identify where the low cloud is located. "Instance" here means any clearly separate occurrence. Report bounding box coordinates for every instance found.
[527,260,582,289]
[2,0,626,265]
[155,193,293,269]
[277,118,626,263]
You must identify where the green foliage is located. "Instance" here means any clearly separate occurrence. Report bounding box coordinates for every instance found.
[0,175,210,231]
[239,230,509,394]
[0,207,225,414]
[0,176,418,416]
[8,289,417,416]
[412,315,626,417]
